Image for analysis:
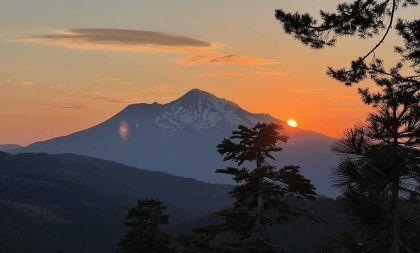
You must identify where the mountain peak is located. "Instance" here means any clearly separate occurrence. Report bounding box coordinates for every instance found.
[114,88,277,133]
[185,88,211,95]
[153,88,277,132]
[168,88,219,106]
[186,88,209,95]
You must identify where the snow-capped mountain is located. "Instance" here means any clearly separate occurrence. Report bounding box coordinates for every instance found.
[121,89,276,135]
[15,89,339,195]
[157,89,275,132]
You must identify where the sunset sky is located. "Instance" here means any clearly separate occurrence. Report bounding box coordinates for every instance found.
[1,0,417,145]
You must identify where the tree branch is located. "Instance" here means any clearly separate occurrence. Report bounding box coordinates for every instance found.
[361,0,396,62]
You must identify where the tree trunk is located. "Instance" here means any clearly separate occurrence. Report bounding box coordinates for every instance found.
[254,189,265,240]
[253,153,267,242]
[390,106,400,253]
[390,180,400,253]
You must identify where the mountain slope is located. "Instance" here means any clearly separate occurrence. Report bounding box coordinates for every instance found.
[0,144,22,152]
[0,151,232,253]
[16,89,339,195]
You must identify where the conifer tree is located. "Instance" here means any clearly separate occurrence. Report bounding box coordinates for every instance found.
[117,199,175,253]
[181,123,318,253]
[331,76,419,252]
[275,0,419,86]
[274,2,419,252]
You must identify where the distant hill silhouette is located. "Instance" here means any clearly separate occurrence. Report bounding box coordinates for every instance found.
[0,144,22,152]
[0,151,348,253]
[0,151,232,253]
[15,89,339,195]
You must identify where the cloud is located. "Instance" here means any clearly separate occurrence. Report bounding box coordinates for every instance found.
[251,70,287,76]
[94,78,120,84]
[38,103,87,110]
[148,83,172,92]
[82,90,101,96]
[0,80,35,87]
[288,88,328,94]
[0,79,12,86]
[27,28,278,66]
[81,90,136,104]
[93,96,135,104]
[49,84,76,91]
[57,105,87,109]
[93,78,133,86]
[28,28,211,52]
[0,79,12,84]
[196,72,248,77]
[196,70,287,77]
[209,55,278,65]
[19,81,34,86]
[179,52,278,66]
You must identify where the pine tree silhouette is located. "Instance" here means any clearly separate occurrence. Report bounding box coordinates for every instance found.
[116,199,175,253]
[330,76,420,252]
[275,0,419,86]
[275,1,419,252]
[181,123,319,253]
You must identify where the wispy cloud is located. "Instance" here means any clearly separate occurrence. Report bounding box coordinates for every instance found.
[49,84,76,91]
[92,78,134,86]
[94,78,121,84]
[0,79,35,87]
[288,88,328,94]
[38,103,87,110]
[149,83,172,92]
[58,104,87,109]
[82,90,101,96]
[197,70,287,77]
[0,79,12,85]
[251,70,286,76]
[179,52,278,66]
[93,96,135,104]
[28,28,211,53]
[19,81,34,86]
[196,72,248,77]
[26,28,278,66]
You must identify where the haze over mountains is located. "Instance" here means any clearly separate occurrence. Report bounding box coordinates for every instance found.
[0,144,22,152]
[15,89,339,195]
[0,151,232,253]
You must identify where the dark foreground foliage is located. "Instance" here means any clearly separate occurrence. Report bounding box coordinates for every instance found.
[117,199,175,253]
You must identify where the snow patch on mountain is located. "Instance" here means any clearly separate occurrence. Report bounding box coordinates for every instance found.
[153,89,277,133]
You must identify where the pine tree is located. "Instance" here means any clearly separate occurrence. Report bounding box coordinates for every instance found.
[274,2,419,252]
[330,76,420,252]
[116,199,175,253]
[275,0,419,86]
[181,123,318,253]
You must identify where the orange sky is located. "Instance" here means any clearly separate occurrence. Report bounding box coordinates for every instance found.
[0,0,417,146]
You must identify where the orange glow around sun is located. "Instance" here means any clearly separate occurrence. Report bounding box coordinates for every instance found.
[287,119,298,128]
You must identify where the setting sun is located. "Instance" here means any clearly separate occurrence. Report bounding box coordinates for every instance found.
[287,119,298,128]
